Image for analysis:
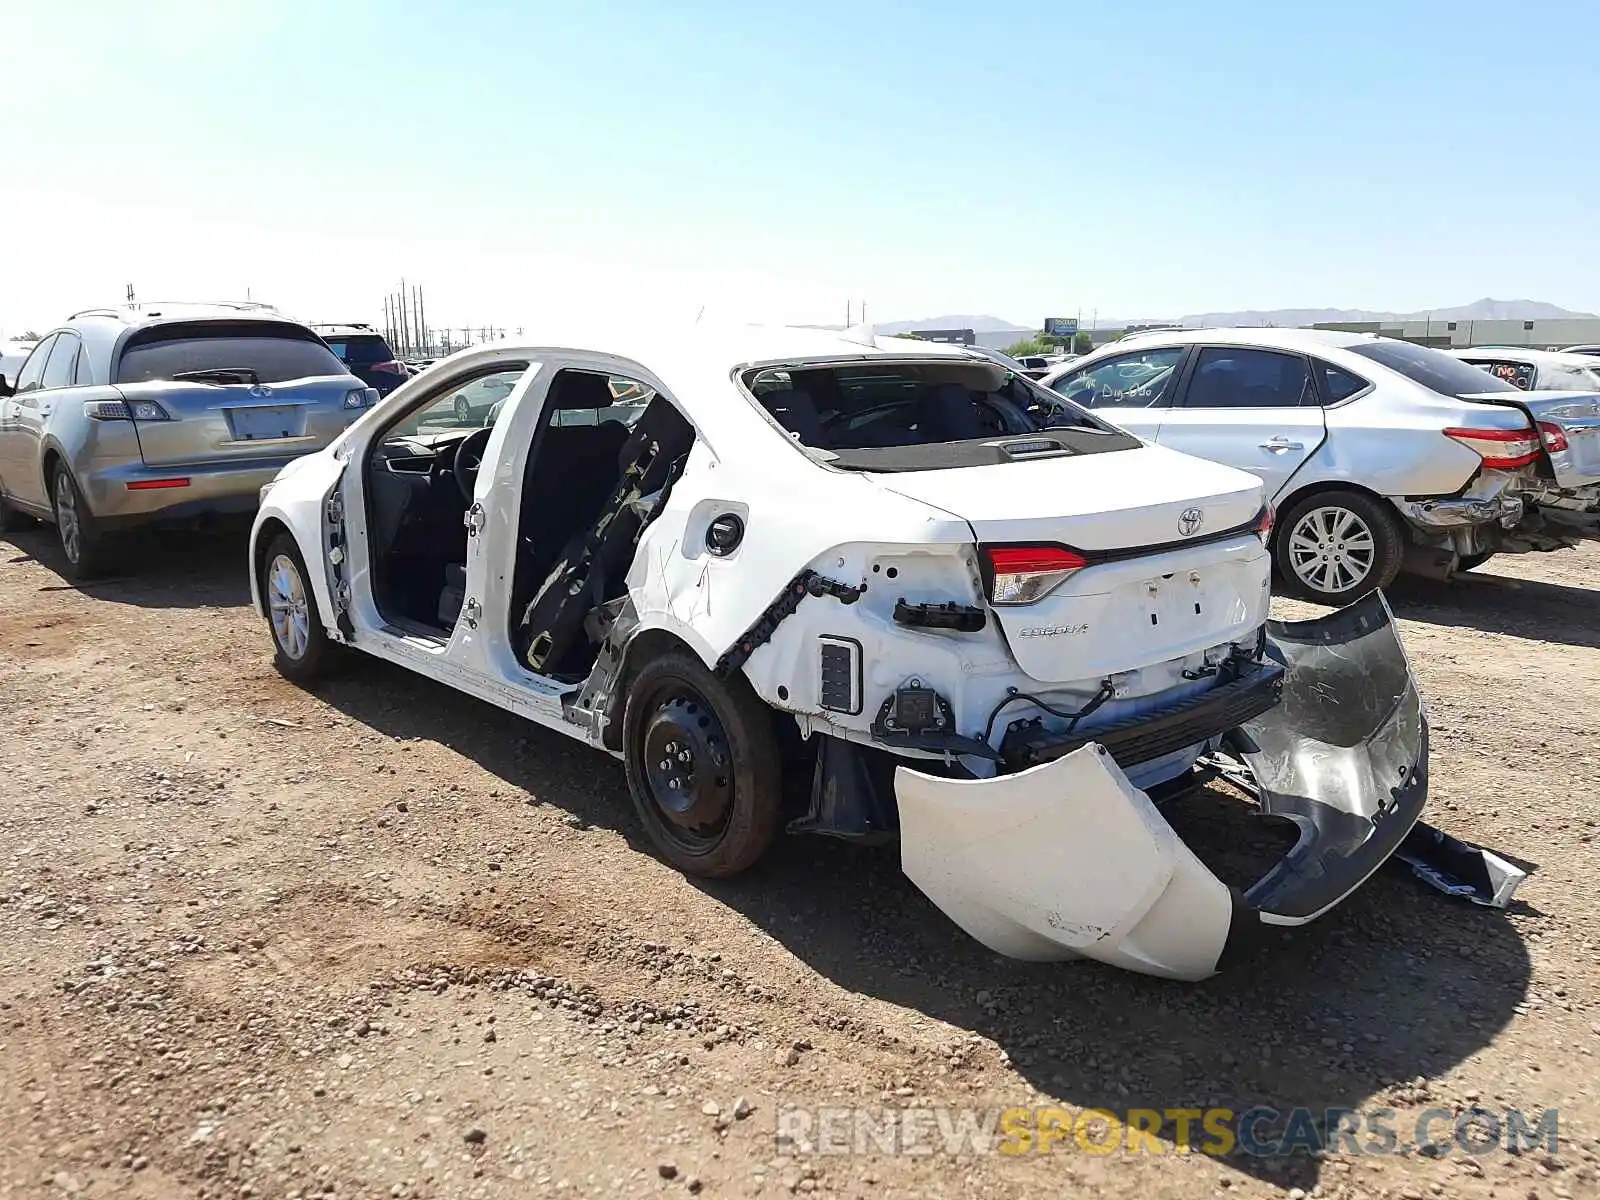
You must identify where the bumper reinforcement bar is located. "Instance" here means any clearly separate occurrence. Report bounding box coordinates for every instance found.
[999,662,1286,770]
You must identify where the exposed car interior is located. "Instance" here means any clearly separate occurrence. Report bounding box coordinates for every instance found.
[509,371,695,682]
[362,363,695,685]
[747,359,1136,470]
[364,363,529,631]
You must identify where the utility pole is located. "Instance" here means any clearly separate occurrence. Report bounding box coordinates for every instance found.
[400,280,411,357]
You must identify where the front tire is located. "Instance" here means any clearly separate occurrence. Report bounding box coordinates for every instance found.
[1274,489,1403,605]
[453,394,472,424]
[50,464,113,580]
[262,533,339,683]
[621,650,782,877]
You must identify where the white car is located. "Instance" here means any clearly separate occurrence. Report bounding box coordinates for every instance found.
[1041,329,1600,602]
[248,324,1434,981]
[1443,346,1600,393]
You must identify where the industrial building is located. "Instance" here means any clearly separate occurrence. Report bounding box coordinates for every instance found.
[1312,316,1600,350]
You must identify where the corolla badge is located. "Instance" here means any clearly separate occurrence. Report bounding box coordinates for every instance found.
[1178,507,1204,536]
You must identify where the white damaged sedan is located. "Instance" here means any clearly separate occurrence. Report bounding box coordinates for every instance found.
[249,324,1431,980]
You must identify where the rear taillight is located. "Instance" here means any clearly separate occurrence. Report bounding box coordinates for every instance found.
[1538,421,1570,454]
[370,360,407,376]
[1253,505,1275,544]
[84,399,171,421]
[982,545,1087,605]
[343,387,380,410]
[1443,426,1541,470]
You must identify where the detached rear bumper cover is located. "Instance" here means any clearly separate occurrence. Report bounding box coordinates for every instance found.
[896,592,1426,981]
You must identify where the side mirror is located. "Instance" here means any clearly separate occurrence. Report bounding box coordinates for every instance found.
[0,375,13,399]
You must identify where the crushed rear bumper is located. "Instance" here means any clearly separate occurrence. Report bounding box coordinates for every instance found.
[896,592,1432,981]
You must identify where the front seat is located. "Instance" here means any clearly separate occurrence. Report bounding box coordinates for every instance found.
[513,372,632,605]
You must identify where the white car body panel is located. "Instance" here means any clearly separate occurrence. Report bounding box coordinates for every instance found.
[248,324,1439,980]
[897,744,1233,980]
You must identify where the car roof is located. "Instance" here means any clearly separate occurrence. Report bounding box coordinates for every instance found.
[469,323,978,373]
[1445,346,1600,367]
[65,301,291,331]
[1113,326,1376,351]
[43,303,324,363]
[392,324,990,460]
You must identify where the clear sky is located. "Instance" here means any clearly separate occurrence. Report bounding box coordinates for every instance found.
[5,0,1598,339]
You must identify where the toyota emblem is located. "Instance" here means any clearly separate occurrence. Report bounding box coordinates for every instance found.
[1178,507,1204,536]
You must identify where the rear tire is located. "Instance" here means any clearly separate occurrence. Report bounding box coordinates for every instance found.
[50,463,114,581]
[261,532,339,683]
[453,394,472,424]
[622,650,782,878]
[1273,489,1403,605]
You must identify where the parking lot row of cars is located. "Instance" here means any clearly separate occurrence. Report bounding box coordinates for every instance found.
[1,304,1580,978]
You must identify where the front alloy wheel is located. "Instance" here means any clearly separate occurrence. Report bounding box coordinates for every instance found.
[267,552,312,662]
[454,394,472,424]
[261,532,338,683]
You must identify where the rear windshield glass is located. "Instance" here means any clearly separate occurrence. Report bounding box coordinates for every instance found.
[322,334,393,365]
[742,358,1138,472]
[1348,341,1518,398]
[116,322,349,385]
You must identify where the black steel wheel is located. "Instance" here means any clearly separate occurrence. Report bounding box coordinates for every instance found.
[622,650,781,877]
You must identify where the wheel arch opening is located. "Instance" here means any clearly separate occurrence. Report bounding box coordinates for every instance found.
[252,517,295,616]
[598,627,704,753]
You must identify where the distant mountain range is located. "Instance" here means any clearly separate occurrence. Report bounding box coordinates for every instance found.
[876,299,1596,336]
[874,315,1032,336]
[1172,298,1597,328]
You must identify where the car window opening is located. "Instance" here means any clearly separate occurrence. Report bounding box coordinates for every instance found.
[361,364,693,687]
[510,374,694,682]
[745,359,1138,471]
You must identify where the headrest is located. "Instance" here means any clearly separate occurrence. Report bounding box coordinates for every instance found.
[547,371,614,410]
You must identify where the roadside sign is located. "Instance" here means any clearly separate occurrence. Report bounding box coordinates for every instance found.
[1044,317,1079,337]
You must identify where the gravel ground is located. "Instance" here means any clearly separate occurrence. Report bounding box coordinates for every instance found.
[2,524,1597,1200]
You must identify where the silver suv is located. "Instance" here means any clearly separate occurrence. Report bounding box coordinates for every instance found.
[0,302,377,579]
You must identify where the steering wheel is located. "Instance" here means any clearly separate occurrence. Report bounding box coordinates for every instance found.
[452,427,494,502]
